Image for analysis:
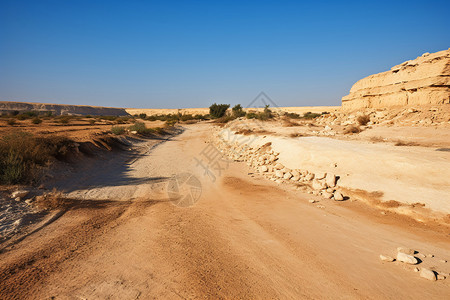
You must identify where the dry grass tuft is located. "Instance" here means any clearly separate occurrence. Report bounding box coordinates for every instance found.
[343,125,361,134]
[357,114,370,126]
[394,140,419,147]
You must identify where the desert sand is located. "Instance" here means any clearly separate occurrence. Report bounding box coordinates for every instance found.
[1,49,450,299]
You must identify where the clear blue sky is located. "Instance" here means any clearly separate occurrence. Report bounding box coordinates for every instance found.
[1,0,449,108]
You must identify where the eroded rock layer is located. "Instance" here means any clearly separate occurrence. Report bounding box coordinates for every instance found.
[0,101,129,116]
[342,49,450,110]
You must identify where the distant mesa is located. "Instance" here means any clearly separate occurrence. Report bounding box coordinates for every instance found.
[0,101,129,116]
[342,48,450,110]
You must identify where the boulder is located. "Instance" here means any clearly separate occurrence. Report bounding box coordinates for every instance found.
[322,191,333,199]
[260,166,268,172]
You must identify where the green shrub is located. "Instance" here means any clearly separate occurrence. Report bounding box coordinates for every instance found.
[32,117,42,124]
[139,113,147,119]
[7,119,16,126]
[302,112,321,119]
[16,114,28,120]
[111,126,126,135]
[232,104,246,118]
[128,121,149,134]
[285,112,301,119]
[209,103,230,119]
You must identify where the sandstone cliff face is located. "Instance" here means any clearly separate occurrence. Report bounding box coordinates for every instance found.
[0,101,129,116]
[342,49,450,110]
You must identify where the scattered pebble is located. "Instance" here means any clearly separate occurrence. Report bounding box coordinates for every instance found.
[427,254,434,258]
[333,191,344,201]
[396,252,418,264]
[416,253,426,259]
[437,274,446,280]
[379,255,395,262]
[414,267,420,272]
[439,259,447,263]
[420,268,436,281]
[308,199,317,203]
[316,205,325,209]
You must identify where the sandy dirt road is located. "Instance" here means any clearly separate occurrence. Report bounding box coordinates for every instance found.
[0,124,449,299]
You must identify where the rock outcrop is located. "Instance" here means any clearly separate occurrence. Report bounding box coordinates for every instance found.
[342,49,450,110]
[0,101,129,116]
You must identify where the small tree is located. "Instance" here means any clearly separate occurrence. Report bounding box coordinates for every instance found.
[232,104,246,118]
[209,103,230,119]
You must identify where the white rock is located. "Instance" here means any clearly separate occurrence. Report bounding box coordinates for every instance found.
[275,170,284,178]
[420,268,436,281]
[322,191,333,199]
[305,174,315,181]
[315,172,326,180]
[439,259,447,263]
[325,173,336,187]
[283,172,293,180]
[312,180,323,190]
[396,252,418,265]
[15,197,21,202]
[291,176,300,181]
[291,170,300,177]
[275,163,284,170]
[333,191,344,201]
[308,199,317,203]
[437,274,446,280]
[11,190,29,198]
[427,254,434,258]
[260,166,268,172]
[414,267,420,272]
[379,255,395,262]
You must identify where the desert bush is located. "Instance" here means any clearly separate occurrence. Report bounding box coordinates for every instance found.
[111,126,126,135]
[7,119,16,126]
[32,117,42,124]
[165,119,177,127]
[58,116,71,124]
[343,125,361,134]
[128,121,157,134]
[394,140,419,146]
[357,114,370,126]
[139,113,147,119]
[16,114,28,120]
[302,112,321,119]
[0,132,73,184]
[209,103,230,119]
[89,119,96,125]
[232,104,246,118]
[284,112,301,119]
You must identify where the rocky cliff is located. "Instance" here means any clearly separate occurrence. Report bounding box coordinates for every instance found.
[0,101,129,116]
[342,49,450,110]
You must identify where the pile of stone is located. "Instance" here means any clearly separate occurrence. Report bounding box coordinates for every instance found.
[213,134,345,201]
